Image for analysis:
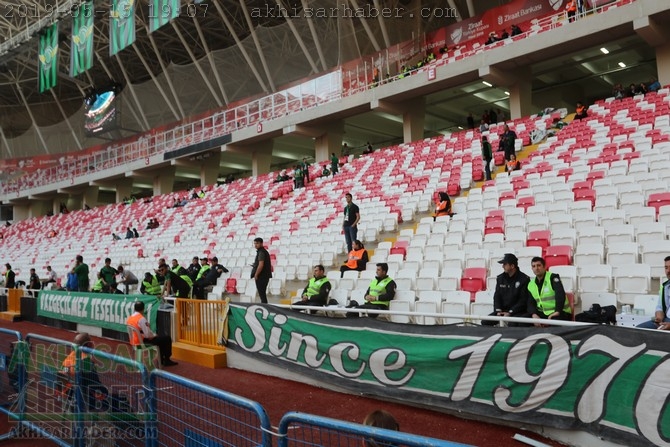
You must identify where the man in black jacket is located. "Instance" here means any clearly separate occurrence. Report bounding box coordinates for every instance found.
[482,253,531,326]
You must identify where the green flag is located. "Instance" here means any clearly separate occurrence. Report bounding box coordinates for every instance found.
[149,0,180,33]
[38,23,59,93]
[110,0,136,56]
[70,1,94,77]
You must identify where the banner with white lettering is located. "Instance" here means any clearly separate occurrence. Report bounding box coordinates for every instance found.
[37,290,159,332]
[227,304,670,447]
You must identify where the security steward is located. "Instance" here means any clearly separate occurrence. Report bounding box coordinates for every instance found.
[293,265,331,312]
[482,253,531,326]
[346,263,396,318]
[339,240,369,277]
[140,272,162,296]
[158,264,192,298]
[528,256,572,324]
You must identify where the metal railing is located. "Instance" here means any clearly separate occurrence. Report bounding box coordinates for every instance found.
[176,298,229,350]
[0,0,634,198]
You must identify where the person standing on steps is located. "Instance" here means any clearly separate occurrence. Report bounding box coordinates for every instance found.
[343,193,360,253]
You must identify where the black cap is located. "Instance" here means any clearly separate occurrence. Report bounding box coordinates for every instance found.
[498,253,518,265]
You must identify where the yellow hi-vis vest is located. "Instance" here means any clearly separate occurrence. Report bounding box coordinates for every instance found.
[142,275,161,295]
[527,273,570,315]
[196,265,210,281]
[368,276,394,307]
[306,277,330,297]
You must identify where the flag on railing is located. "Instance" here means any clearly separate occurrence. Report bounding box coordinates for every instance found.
[149,0,180,33]
[38,23,59,93]
[110,0,136,56]
[70,1,94,77]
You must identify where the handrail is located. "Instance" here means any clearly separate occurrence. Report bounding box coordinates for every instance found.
[0,0,633,198]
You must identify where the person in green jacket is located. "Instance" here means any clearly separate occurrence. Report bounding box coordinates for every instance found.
[73,255,89,292]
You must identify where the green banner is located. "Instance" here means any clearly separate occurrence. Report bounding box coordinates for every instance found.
[227,304,670,447]
[149,0,180,33]
[109,0,136,56]
[38,24,59,93]
[70,1,94,77]
[37,290,159,333]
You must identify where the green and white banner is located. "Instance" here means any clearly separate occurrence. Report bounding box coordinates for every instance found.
[149,0,180,33]
[227,304,670,447]
[70,0,94,77]
[37,290,159,333]
[109,0,136,56]
[38,23,59,93]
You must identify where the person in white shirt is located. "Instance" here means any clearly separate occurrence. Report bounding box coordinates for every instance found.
[41,266,58,289]
[117,266,139,294]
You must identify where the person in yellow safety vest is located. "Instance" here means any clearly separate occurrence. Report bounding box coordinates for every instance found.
[91,273,105,292]
[140,272,162,296]
[339,240,369,277]
[196,257,210,281]
[293,265,332,312]
[527,257,572,325]
[346,263,396,318]
[170,259,182,275]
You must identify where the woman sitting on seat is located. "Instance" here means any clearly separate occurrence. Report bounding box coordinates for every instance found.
[433,192,452,221]
[506,154,521,174]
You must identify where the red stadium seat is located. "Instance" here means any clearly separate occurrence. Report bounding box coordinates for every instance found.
[390,246,406,259]
[484,220,505,235]
[460,267,487,300]
[648,192,670,215]
[498,190,516,206]
[571,180,592,194]
[527,230,551,251]
[494,151,505,166]
[225,278,238,294]
[574,189,596,209]
[544,245,573,268]
[517,196,535,213]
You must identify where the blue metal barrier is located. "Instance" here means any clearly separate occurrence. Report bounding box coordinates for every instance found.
[278,412,473,447]
[148,369,273,447]
[0,328,22,441]
[18,333,149,447]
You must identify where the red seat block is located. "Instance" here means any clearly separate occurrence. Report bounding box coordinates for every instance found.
[498,190,516,206]
[574,189,596,209]
[544,245,573,268]
[484,220,505,235]
[648,192,670,215]
[460,267,487,300]
[390,246,406,259]
[527,230,551,251]
[517,196,535,213]
[225,278,238,294]
[494,151,505,166]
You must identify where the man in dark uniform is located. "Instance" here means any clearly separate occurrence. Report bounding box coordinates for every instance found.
[482,253,531,326]
[186,256,201,283]
[158,264,192,298]
[251,238,272,304]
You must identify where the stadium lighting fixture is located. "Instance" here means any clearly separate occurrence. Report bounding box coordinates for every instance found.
[600,47,609,54]
[618,62,626,68]
[482,81,493,87]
